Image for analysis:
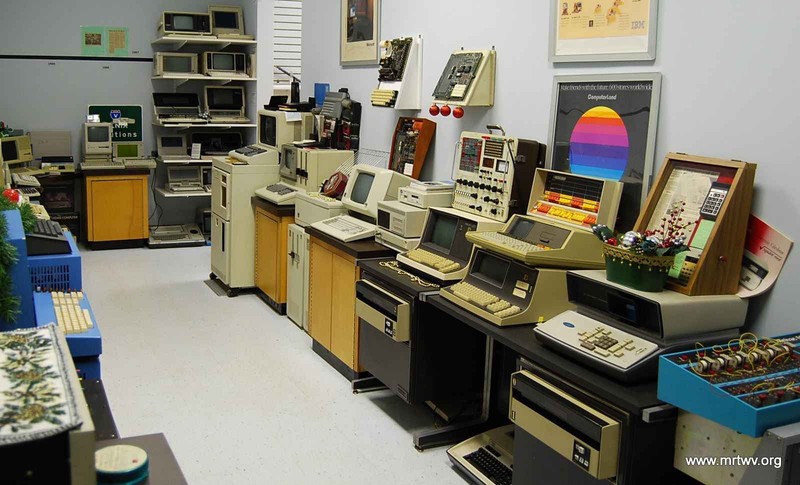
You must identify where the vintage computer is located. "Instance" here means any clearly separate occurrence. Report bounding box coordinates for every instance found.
[209,5,253,40]
[153,52,199,76]
[153,92,206,124]
[157,134,188,160]
[466,169,624,269]
[0,135,33,167]
[81,123,122,170]
[204,86,248,123]
[158,11,212,36]
[167,166,204,193]
[309,165,414,242]
[254,145,353,205]
[374,200,427,252]
[202,51,249,78]
[229,109,313,165]
[112,141,154,168]
[396,207,504,282]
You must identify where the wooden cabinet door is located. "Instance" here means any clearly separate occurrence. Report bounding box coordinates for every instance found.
[330,252,358,370]
[308,240,333,348]
[254,209,279,299]
[275,216,294,303]
[87,175,148,241]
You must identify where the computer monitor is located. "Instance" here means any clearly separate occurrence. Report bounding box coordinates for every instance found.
[167,166,202,185]
[191,132,243,155]
[112,141,143,160]
[0,135,33,165]
[204,86,245,115]
[153,52,198,76]
[202,51,247,76]
[257,109,313,151]
[209,5,244,36]
[157,135,187,158]
[83,123,112,156]
[341,165,414,219]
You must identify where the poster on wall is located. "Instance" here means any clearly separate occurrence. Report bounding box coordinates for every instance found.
[340,0,380,66]
[549,0,658,62]
[546,73,661,231]
[87,105,143,142]
[80,26,129,57]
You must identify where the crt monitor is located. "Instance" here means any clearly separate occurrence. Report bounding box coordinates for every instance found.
[341,164,414,219]
[257,109,313,151]
[83,123,112,156]
[209,6,244,35]
[1,138,19,164]
[0,135,33,165]
[205,86,245,112]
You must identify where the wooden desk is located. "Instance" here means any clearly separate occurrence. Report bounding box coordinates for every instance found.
[83,169,149,248]
[305,226,395,380]
[252,197,295,314]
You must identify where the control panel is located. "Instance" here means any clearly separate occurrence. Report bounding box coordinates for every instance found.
[659,333,800,437]
[453,132,517,222]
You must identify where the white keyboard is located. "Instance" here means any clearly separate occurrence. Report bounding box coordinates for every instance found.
[123,158,157,169]
[449,282,522,318]
[534,310,658,371]
[169,185,204,193]
[206,71,250,78]
[81,160,126,170]
[405,248,462,273]
[29,204,50,220]
[12,173,41,187]
[51,291,94,334]
[312,215,375,242]
[209,117,251,124]
[478,232,552,253]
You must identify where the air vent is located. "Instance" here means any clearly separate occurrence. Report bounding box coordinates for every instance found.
[484,139,505,159]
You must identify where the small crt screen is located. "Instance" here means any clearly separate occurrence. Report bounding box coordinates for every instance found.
[350,173,374,204]
[116,144,139,158]
[164,56,192,73]
[161,136,183,148]
[208,88,242,110]
[429,213,457,251]
[214,11,238,29]
[259,114,277,148]
[173,15,195,30]
[87,126,109,143]
[1,140,18,161]
[509,218,535,240]
[473,251,509,288]
[212,53,235,71]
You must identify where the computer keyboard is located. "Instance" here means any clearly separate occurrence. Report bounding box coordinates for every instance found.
[11,173,41,187]
[81,160,126,170]
[123,158,157,169]
[27,219,71,256]
[478,232,552,253]
[29,204,50,220]
[267,183,296,195]
[463,447,513,485]
[169,185,204,193]
[9,166,45,176]
[449,282,521,318]
[209,117,250,124]
[51,291,94,335]
[405,248,462,273]
[312,215,375,242]
[206,71,250,78]
[17,187,41,197]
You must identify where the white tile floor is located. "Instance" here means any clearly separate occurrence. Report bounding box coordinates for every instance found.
[80,245,465,485]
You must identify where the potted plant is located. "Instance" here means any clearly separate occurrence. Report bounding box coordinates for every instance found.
[592,202,695,292]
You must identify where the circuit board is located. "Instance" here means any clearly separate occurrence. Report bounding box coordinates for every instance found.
[659,333,800,436]
[432,52,484,101]
[388,117,435,179]
[378,37,412,82]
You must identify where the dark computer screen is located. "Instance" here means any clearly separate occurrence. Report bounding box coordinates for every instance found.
[173,15,195,30]
[282,147,296,170]
[212,53,235,71]
[164,56,193,72]
[1,140,18,162]
[509,218,535,240]
[87,126,109,143]
[169,167,200,182]
[474,252,509,287]
[214,11,239,29]
[429,213,457,250]
[350,172,375,204]
[116,144,139,158]
[208,88,243,110]
[259,114,277,147]
[161,136,184,148]
[153,93,199,107]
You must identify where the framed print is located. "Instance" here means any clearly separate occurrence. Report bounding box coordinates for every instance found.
[546,73,662,230]
[549,0,658,62]
[340,0,380,66]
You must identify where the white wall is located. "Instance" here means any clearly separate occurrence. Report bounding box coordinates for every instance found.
[301,0,800,335]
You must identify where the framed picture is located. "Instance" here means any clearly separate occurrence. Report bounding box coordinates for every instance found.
[549,0,658,62]
[340,0,380,66]
[546,73,662,231]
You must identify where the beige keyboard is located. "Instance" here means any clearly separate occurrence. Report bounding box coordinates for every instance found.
[51,291,94,334]
[29,204,50,220]
[405,248,462,273]
[449,282,521,318]
[477,232,552,253]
